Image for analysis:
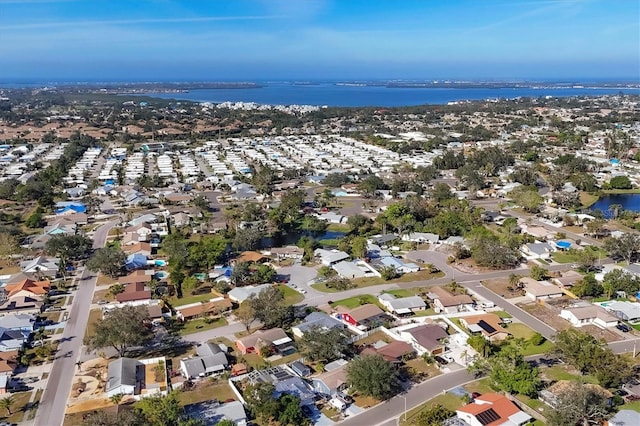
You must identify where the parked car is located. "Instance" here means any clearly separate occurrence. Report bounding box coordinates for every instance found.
[434,356,449,365]
[97,300,108,305]
[44,307,62,312]
[617,323,631,333]
[502,318,513,324]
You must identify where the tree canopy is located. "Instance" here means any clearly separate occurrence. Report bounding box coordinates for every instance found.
[248,286,293,329]
[298,325,350,363]
[86,246,126,278]
[84,305,152,357]
[546,382,613,426]
[346,354,401,400]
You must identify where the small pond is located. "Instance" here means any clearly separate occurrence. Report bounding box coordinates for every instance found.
[589,194,640,218]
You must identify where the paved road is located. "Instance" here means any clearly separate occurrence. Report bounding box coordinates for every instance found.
[35,219,119,426]
[339,369,475,426]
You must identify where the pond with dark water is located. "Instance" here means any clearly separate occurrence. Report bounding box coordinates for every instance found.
[589,193,640,217]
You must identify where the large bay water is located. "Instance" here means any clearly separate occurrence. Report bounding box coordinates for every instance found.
[128,83,638,107]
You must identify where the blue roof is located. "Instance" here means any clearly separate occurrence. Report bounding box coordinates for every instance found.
[125,253,147,270]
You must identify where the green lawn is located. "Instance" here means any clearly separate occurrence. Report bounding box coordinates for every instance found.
[503,323,554,356]
[176,380,236,406]
[170,293,215,307]
[551,248,607,264]
[171,317,228,336]
[312,271,444,293]
[623,400,640,412]
[412,308,437,317]
[0,391,31,424]
[330,294,381,309]
[494,311,513,319]
[276,284,304,305]
[84,309,103,339]
[542,365,598,384]
[382,289,418,298]
[310,283,341,293]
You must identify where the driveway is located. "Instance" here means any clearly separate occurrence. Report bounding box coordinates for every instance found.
[278,264,318,288]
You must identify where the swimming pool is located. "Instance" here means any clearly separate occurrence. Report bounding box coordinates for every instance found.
[155,260,167,267]
[155,271,168,280]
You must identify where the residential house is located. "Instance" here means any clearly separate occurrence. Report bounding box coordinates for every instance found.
[175,298,233,321]
[314,249,350,266]
[290,360,311,377]
[180,342,228,379]
[236,328,294,356]
[333,260,380,279]
[184,400,247,426]
[608,410,640,426]
[4,278,50,299]
[115,283,152,303]
[429,286,474,314]
[361,340,415,363]
[456,393,532,426]
[377,293,426,315]
[270,246,304,260]
[552,270,582,288]
[124,222,153,241]
[521,277,564,301]
[460,314,511,342]
[20,256,59,278]
[106,357,140,397]
[106,356,168,398]
[291,312,345,338]
[0,350,18,378]
[235,251,267,264]
[171,212,191,227]
[335,304,386,330]
[123,242,152,257]
[368,234,399,246]
[316,211,346,224]
[128,214,157,227]
[399,323,449,356]
[605,301,640,322]
[375,257,420,274]
[274,377,315,406]
[402,232,440,244]
[118,270,154,285]
[0,328,29,352]
[560,305,619,329]
[0,314,34,333]
[312,364,348,397]
[125,253,148,271]
[228,284,272,304]
[0,296,43,315]
[521,242,554,260]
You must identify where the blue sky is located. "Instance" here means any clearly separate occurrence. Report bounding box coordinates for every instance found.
[0,0,638,81]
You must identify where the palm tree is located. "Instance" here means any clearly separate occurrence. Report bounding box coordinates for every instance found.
[0,395,15,416]
[109,393,124,406]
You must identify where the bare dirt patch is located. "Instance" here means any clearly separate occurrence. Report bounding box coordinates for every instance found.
[581,325,623,343]
[518,302,571,331]
[482,278,525,298]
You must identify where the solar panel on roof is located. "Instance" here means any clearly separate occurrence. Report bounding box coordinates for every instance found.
[476,408,501,425]
[477,320,497,334]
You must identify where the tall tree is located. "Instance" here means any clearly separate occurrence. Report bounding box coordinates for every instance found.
[298,326,350,363]
[86,246,126,278]
[546,382,612,426]
[84,305,152,357]
[0,395,14,416]
[248,286,293,329]
[469,343,540,397]
[603,233,640,264]
[0,233,19,265]
[346,354,401,400]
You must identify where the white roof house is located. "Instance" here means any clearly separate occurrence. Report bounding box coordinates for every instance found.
[378,294,426,315]
[314,249,350,266]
